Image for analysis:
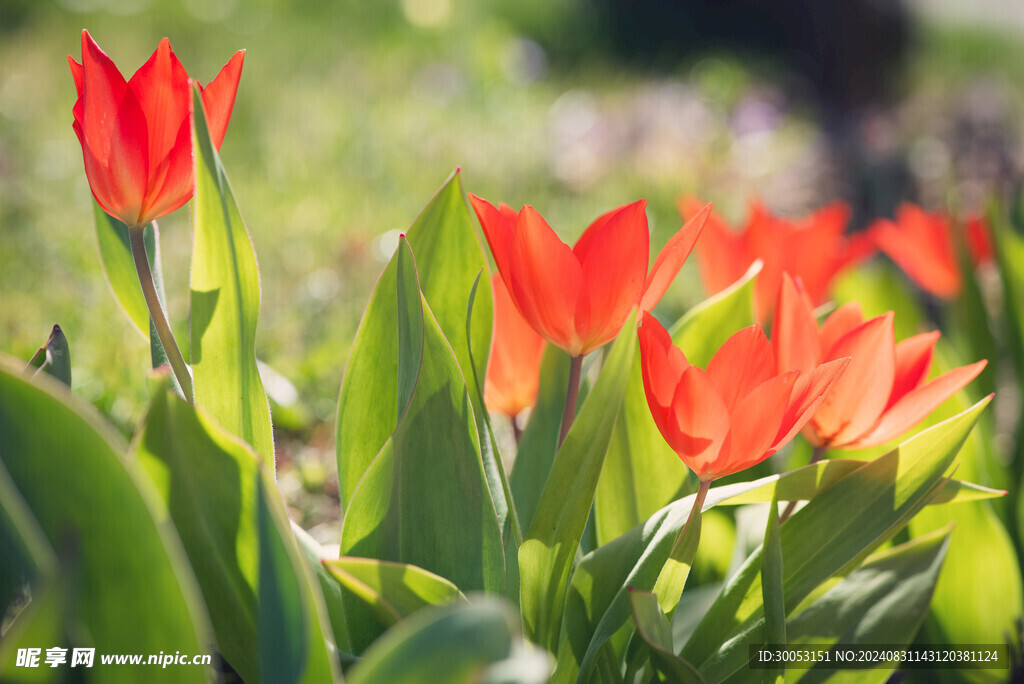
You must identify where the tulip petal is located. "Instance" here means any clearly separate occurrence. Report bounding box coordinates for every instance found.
[138,117,194,222]
[888,331,939,409]
[200,50,245,150]
[688,199,751,298]
[80,31,151,225]
[507,206,582,354]
[638,312,690,410]
[812,312,896,447]
[573,201,649,353]
[639,202,710,313]
[484,274,546,417]
[851,360,987,448]
[469,194,517,281]
[68,56,84,128]
[818,302,864,357]
[773,273,820,373]
[775,357,850,448]
[705,325,775,411]
[128,37,189,178]
[871,206,960,298]
[714,372,796,478]
[668,366,731,479]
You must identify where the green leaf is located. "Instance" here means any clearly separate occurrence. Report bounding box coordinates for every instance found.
[323,557,465,627]
[670,260,760,367]
[336,171,501,511]
[25,325,71,387]
[0,457,56,622]
[553,426,999,683]
[519,310,638,651]
[133,382,338,683]
[782,527,953,684]
[760,493,785,684]
[0,581,66,683]
[291,523,353,657]
[465,270,522,602]
[630,589,707,684]
[510,344,572,531]
[93,207,172,370]
[346,599,551,684]
[682,397,990,681]
[339,237,505,650]
[190,85,274,468]
[0,356,209,683]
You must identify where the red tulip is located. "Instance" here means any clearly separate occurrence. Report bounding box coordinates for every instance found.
[638,312,848,482]
[869,203,992,299]
[773,273,987,449]
[680,197,873,321]
[470,195,710,358]
[484,274,546,418]
[69,30,244,228]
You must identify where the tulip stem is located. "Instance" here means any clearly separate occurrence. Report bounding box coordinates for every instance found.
[558,355,584,448]
[128,224,194,404]
[511,415,523,446]
[779,445,826,523]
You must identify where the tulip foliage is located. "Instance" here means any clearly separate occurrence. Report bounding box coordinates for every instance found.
[2,31,1022,684]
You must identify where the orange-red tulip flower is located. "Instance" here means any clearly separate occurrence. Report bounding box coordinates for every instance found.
[69,30,244,228]
[485,274,546,418]
[638,312,849,482]
[680,198,874,321]
[869,203,992,299]
[470,195,710,358]
[773,273,987,449]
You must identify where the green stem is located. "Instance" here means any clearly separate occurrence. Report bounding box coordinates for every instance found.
[558,355,584,448]
[653,477,711,615]
[511,414,523,447]
[128,224,193,403]
[779,444,826,524]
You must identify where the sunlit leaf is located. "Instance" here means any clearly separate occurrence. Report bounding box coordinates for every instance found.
[339,237,504,651]
[519,310,637,651]
[323,557,465,628]
[0,356,209,684]
[190,85,274,468]
[683,398,989,681]
[346,599,550,684]
[630,589,706,683]
[134,382,338,683]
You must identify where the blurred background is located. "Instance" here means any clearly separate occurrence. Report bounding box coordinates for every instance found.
[2,0,1024,540]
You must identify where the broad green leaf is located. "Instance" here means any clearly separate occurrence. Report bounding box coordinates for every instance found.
[190,86,274,468]
[551,428,995,683]
[906,389,1022,682]
[511,344,572,531]
[0,457,56,623]
[0,581,65,683]
[291,523,353,657]
[630,589,706,684]
[336,171,502,513]
[133,383,338,683]
[652,489,705,615]
[780,527,953,684]
[760,493,785,684]
[519,310,637,651]
[93,207,173,370]
[465,271,522,602]
[670,260,760,367]
[346,599,551,684]
[258,477,338,684]
[323,557,465,627]
[339,238,505,650]
[25,325,71,387]
[0,356,209,683]
[682,397,989,681]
